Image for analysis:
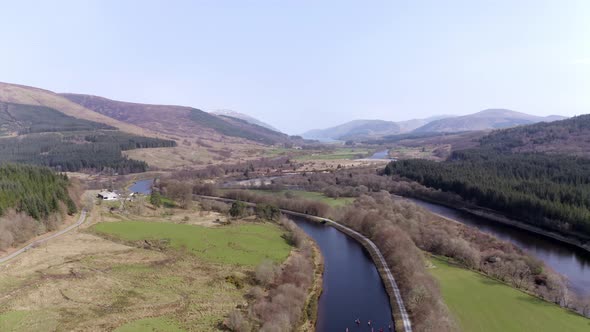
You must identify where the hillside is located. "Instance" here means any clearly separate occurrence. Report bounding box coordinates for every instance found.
[396,115,455,133]
[61,94,293,145]
[0,82,152,136]
[0,101,115,136]
[385,114,590,240]
[302,119,401,141]
[0,164,77,250]
[211,109,280,132]
[0,83,176,173]
[302,115,454,141]
[480,114,590,156]
[413,109,565,133]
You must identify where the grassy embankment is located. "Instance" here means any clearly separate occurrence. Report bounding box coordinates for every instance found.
[430,257,590,332]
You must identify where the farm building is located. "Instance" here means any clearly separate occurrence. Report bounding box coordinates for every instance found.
[97,191,119,201]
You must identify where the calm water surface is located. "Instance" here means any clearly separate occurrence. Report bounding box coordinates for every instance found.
[129,179,154,195]
[410,198,590,296]
[293,217,394,332]
[368,150,393,160]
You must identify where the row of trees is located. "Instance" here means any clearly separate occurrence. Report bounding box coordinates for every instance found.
[385,150,590,237]
[337,193,572,308]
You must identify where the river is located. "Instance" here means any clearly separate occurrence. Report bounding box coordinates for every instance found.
[409,198,590,297]
[293,217,394,332]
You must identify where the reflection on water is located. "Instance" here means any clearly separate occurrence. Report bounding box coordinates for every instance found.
[410,198,590,296]
[129,179,154,195]
[292,217,393,331]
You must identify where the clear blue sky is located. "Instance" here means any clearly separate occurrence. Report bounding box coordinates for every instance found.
[1,1,588,134]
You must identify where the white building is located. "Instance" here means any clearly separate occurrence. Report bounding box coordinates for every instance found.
[97,191,119,201]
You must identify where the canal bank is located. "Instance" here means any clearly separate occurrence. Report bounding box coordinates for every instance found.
[405,196,590,297]
[195,195,411,332]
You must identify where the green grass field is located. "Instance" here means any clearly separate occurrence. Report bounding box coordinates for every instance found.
[247,189,355,207]
[430,257,590,332]
[114,317,185,332]
[93,222,291,266]
[293,148,372,160]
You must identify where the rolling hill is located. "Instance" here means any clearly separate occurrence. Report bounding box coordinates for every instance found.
[395,115,455,133]
[61,93,294,145]
[302,119,402,141]
[0,82,176,173]
[0,82,152,136]
[302,115,454,141]
[211,109,280,132]
[413,109,566,133]
[480,114,590,156]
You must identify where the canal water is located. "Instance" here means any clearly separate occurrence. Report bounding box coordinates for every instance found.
[410,198,590,297]
[129,179,154,195]
[292,217,393,332]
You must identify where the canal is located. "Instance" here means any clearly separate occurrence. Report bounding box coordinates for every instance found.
[292,217,394,332]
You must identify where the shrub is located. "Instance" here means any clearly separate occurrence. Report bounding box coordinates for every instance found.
[229,201,247,218]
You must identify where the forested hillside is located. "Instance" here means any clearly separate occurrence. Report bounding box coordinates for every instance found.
[0,164,77,249]
[385,150,590,238]
[480,114,590,156]
[0,98,175,173]
[0,101,114,135]
[0,131,175,173]
[0,164,76,218]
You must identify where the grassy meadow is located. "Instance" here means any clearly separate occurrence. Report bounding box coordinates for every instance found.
[293,148,372,160]
[245,189,355,207]
[93,221,291,266]
[430,257,590,332]
[0,217,293,331]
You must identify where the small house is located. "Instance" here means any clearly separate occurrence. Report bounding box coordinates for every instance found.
[97,191,119,201]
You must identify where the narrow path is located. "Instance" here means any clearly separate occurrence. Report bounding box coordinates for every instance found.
[0,210,87,265]
[196,195,413,332]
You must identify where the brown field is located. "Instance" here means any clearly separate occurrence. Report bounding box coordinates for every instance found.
[0,198,293,331]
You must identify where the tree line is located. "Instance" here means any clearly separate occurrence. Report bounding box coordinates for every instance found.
[0,131,175,173]
[0,163,78,250]
[385,149,590,238]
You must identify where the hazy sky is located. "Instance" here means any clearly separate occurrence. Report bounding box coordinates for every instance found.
[1,1,588,134]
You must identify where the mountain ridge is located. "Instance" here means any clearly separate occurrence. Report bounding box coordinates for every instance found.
[60,93,294,145]
[413,109,566,133]
[211,109,280,132]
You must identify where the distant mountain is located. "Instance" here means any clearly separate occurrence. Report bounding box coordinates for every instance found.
[479,114,590,157]
[211,109,280,132]
[61,94,294,145]
[301,115,454,141]
[413,109,566,133]
[302,120,401,141]
[396,115,455,133]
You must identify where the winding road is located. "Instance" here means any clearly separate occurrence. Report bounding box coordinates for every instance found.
[0,210,87,265]
[196,195,413,332]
